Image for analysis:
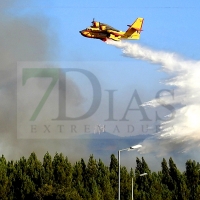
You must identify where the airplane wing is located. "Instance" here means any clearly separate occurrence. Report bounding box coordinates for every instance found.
[122,18,144,40]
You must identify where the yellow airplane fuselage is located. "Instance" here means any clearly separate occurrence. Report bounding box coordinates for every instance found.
[79,18,144,42]
[79,29,123,41]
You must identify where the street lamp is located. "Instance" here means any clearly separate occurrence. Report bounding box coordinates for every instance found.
[129,144,142,150]
[118,144,142,200]
[139,173,148,176]
[132,173,148,200]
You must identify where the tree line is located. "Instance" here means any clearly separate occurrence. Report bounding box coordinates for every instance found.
[0,152,200,200]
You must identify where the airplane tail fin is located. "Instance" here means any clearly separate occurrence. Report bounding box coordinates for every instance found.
[123,18,144,39]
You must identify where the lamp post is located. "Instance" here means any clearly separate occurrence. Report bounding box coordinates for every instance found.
[132,173,148,200]
[118,144,142,200]
[132,177,133,200]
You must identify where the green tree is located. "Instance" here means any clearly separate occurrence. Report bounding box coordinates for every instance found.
[12,158,36,200]
[34,184,54,200]
[72,161,86,199]
[161,158,174,190]
[168,157,186,200]
[85,155,98,195]
[120,166,131,200]
[135,157,151,191]
[109,154,118,172]
[0,155,10,200]
[185,159,200,200]
[52,153,72,189]
[26,152,43,189]
[90,179,101,200]
[109,154,118,199]
[7,160,15,200]
[97,159,114,200]
[149,172,162,200]
[42,152,53,185]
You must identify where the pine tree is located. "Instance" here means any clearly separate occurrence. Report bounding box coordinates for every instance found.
[79,158,91,199]
[7,160,15,200]
[72,161,85,198]
[185,159,200,200]
[42,152,53,185]
[52,153,72,189]
[85,155,98,196]
[0,155,10,200]
[149,172,162,200]
[13,157,28,199]
[169,157,185,200]
[109,154,118,172]
[11,156,37,200]
[161,158,174,190]
[135,157,151,192]
[97,159,114,200]
[120,166,131,200]
[80,158,87,187]
[91,179,101,200]
[34,184,54,200]
[109,154,118,199]
[26,152,43,190]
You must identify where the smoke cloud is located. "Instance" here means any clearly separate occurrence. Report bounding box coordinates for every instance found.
[0,1,91,161]
[107,39,200,160]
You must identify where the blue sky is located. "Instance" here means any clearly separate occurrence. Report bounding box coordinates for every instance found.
[7,0,200,61]
[54,1,200,61]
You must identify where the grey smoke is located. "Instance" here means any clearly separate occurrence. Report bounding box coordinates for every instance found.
[0,1,91,161]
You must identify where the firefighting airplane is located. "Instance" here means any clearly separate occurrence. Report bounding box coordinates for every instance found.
[79,17,144,42]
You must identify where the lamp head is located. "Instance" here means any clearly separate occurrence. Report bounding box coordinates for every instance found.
[130,144,142,149]
[140,173,148,176]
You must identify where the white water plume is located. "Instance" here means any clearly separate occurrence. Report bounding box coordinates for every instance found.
[107,40,200,154]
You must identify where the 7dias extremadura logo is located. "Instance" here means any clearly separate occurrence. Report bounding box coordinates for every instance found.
[17,62,175,139]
